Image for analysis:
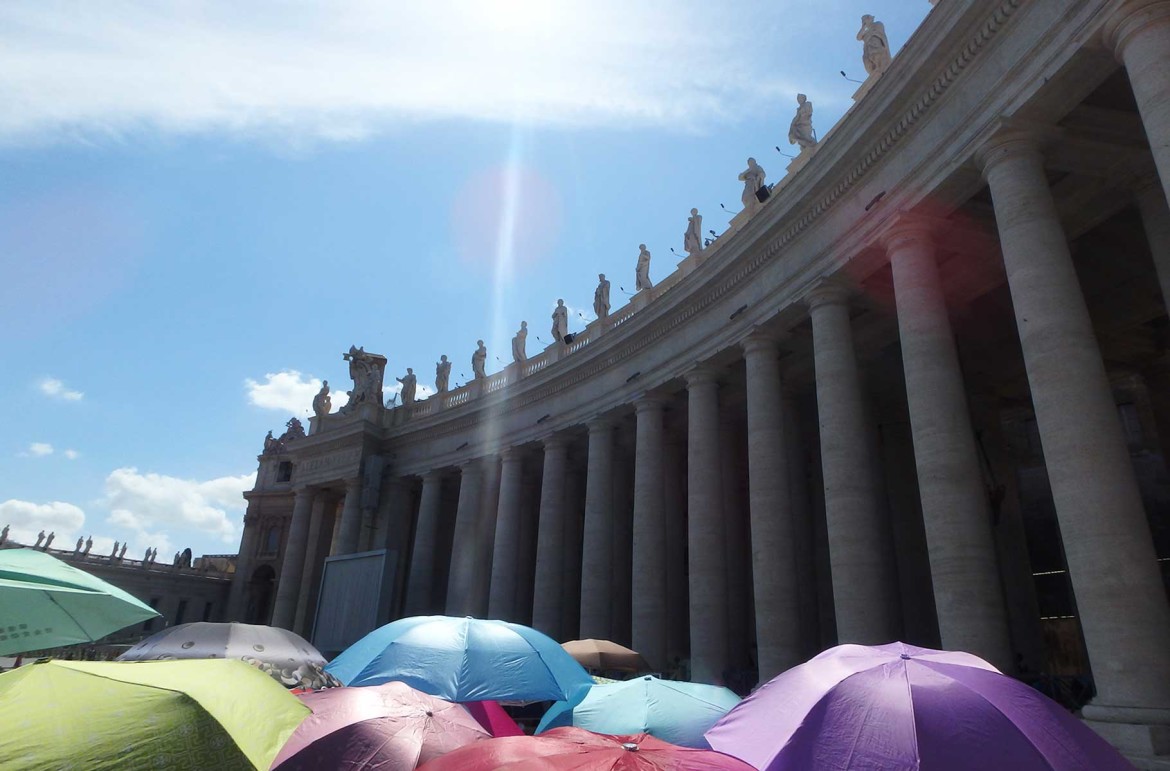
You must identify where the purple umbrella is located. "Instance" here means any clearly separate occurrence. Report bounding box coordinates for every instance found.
[705,642,1132,771]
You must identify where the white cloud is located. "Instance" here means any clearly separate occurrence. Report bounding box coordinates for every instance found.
[0,500,86,546]
[38,377,83,401]
[102,467,256,550]
[63,449,80,460]
[25,442,53,457]
[0,1,784,146]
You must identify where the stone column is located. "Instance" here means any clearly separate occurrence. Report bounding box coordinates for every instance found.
[1106,3,1170,209]
[742,334,803,680]
[807,283,900,644]
[293,493,330,634]
[404,470,444,616]
[979,132,1170,732]
[632,397,667,671]
[489,449,525,621]
[226,512,260,621]
[663,433,689,663]
[473,456,501,617]
[270,487,314,629]
[685,368,729,684]
[1137,182,1170,314]
[532,435,568,639]
[333,478,363,556]
[783,390,819,658]
[885,220,1013,670]
[579,419,615,640]
[446,461,484,617]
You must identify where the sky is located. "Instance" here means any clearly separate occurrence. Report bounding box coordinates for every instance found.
[0,0,933,560]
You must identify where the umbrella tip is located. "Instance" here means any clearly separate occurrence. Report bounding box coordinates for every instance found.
[621,743,639,752]
[900,653,911,660]
[425,710,434,717]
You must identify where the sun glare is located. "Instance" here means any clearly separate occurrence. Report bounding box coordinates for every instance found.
[469,0,561,38]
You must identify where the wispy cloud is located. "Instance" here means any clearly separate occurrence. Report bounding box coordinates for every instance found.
[245,369,350,415]
[0,1,787,146]
[63,449,80,460]
[26,442,53,457]
[38,377,83,401]
[0,499,86,545]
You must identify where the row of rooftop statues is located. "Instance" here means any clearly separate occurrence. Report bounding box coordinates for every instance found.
[294,16,893,418]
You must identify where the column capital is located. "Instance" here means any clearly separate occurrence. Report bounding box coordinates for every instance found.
[741,332,782,358]
[803,280,851,311]
[587,417,614,434]
[1103,0,1170,58]
[974,128,1046,177]
[542,433,569,451]
[879,214,937,254]
[292,486,315,502]
[500,447,525,463]
[421,468,445,483]
[634,394,668,413]
[458,458,482,473]
[684,366,721,388]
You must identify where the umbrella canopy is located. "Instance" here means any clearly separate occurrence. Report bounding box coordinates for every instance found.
[464,700,525,737]
[0,658,308,770]
[561,639,651,673]
[118,621,340,689]
[326,615,593,703]
[538,675,740,748]
[417,726,756,770]
[272,681,490,769]
[705,642,1133,771]
[0,547,159,654]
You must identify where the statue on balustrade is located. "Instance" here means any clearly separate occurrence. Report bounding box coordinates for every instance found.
[857,15,891,75]
[513,321,528,363]
[552,300,569,343]
[262,430,277,455]
[436,355,451,392]
[83,535,93,555]
[739,158,767,214]
[0,524,7,545]
[684,209,704,255]
[788,94,817,150]
[594,274,611,319]
[43,531,55,551]
[636,245,653,291]
[35,530,45,549]
[279,417,305,444]
[119,542,128,560]
[396,368,417,405]
[75,536,83,554]
[472,341,487,380]
[312,381,331,418]
[340,345,387,415]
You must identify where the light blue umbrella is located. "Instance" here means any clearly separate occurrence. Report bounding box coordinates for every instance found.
[536,674,741,748]
[325,615,592,704]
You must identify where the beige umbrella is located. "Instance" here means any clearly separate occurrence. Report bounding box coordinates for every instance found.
[560,639,651,673]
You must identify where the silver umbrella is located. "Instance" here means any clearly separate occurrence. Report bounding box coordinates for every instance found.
[117,621,341,689]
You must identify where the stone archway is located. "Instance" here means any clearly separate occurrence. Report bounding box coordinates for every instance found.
[245,564,276,625]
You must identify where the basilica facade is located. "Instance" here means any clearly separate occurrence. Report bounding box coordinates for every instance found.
[228,0,1170,764]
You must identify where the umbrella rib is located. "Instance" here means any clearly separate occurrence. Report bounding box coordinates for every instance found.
[47,592,97,640]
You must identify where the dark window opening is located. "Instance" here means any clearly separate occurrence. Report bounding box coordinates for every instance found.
[277,462,293,482]
[175,599,188,626]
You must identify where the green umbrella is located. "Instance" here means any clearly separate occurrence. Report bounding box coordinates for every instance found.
[0,658,310,770]
[0,547,159,654]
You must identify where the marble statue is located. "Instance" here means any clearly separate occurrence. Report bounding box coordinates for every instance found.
[396,368,417,405]
[636,245,654,291]
[684,209,704,255]
[0,524,7,545]
[143,547,151,562]
[472,341,487,380]
[280,417,305,443]
[262,430,277,454]
[594,274,611,319]
[75,536,83,554]
[340,345,387,415]
[83,535,92,555]
[552,300,569,343]
[35,530,45,549]
[739,158,767,215]
[788,94,817,150]
[174,551,181,566]
[513,321,528,363]
[436,355,451,393]
[312,381,331,418]
[119,542,128,560]
[44,531,55,550]
[858,15,891,75]
[111,540,120,558]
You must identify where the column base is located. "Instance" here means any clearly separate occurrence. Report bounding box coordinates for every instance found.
[1082,704,1170,769]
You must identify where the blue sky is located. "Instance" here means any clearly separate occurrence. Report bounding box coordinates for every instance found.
[0,1,931,560]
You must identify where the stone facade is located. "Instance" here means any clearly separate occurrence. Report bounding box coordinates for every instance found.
[230,1,1170,764]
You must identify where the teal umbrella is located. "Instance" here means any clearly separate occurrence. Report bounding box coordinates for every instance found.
[536,675,741,748]
[0,547,159,654]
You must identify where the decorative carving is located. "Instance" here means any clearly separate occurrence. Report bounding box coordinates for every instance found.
[739,159,767,214]
[788,94,817,150]
[551,300,569,343]
[513,322,528,363]
[339,346,387,415]
[594,274,611,319]
[312,381,332,418]
[436,355,451,393]
[281,417,305,442]
[472,341,487,380]
[396,368,417,405]
[858,15,892,75]
[636,245,653,291]
[684,209,704,255]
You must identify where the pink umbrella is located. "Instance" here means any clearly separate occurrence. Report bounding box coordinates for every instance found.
[464,701,524,737]
[272,681,491,770]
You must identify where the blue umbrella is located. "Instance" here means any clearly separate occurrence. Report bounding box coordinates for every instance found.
[536,674,741,748]
[325,615,592,704]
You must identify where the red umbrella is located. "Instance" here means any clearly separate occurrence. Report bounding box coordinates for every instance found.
[272,681,491,770]
[464,700,525,737]
[416,726,755,770]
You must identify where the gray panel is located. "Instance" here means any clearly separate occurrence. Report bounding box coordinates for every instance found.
[312,549,397,655]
